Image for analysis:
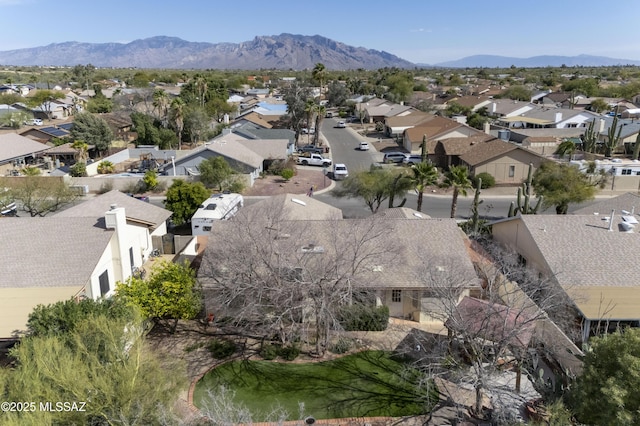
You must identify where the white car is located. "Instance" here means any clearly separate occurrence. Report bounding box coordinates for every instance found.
[336,121,346,128]
[333,163,349,180]
[25,118,43,126]
[358,142,370,151]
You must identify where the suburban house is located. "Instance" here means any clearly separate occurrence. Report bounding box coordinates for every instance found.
[495,106,600,130]
[198,215,480,325]
[211,129,291,169]
[159,141,263,186]
[384,111,435,137]
[426,134,495,170]
[99,112,135,142]
[445,95,492,112]
[19,125,70,143]
[232,125,296,154]
[0,201,160,340]
[592,117,640,155]
[458,138,547,184]
[54,189,172,250]
[230,112,274,130]
[0,133,50,174]
[486,99,536,119]
[403,116,485,153]
[491,214,640,343]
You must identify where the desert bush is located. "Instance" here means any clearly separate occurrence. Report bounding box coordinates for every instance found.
[280,168,294,181]
[472,172,495,189]
[277,344,300,361]
[208,339,236,359]
[330,338,352,354]
[260,344,278,360]
[338,305,389,331]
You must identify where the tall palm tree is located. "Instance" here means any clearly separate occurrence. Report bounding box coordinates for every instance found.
[304,99,316,145]
[170,98,186,150]
[312,63,326,100]
[152,90,170,128]
[313,104,326,145]
[411,162,439,212]
[443,165,472,218]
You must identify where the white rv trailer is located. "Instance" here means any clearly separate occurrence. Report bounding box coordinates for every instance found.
[191,193,244,236]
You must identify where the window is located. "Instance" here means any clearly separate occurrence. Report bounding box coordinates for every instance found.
[508,165,515,177]
[203,226,212,232]
[622,169,632,175]
[99,271,110,297]
[391,289,401,303]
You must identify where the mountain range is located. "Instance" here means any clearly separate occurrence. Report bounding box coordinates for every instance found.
[0,34,638,69]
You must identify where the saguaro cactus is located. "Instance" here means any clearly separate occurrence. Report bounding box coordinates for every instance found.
[508,163,543,217]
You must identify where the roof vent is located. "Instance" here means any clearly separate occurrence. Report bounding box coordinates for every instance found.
[372,265,384,272]
[110,203,118,210]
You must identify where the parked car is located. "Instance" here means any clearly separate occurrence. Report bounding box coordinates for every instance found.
[333,163,349,180]
[358,142,370,151]
[382,152,406,164]
[297,153,332,167]
[403,154,423,165]
[297,144,324,155]
[336,121,346,128]
[25,118,43,126]
[301,127,316,134]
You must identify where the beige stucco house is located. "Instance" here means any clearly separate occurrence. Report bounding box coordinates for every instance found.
[491,214,640,343]
[459,139,547,184]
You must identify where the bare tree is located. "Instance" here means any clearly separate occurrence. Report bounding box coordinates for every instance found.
[198,207,399,357]
[404,242,581,421]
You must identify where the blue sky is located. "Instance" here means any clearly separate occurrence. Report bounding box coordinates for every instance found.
[2,0,640,64]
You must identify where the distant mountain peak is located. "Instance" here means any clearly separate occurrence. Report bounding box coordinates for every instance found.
[0,34,415,70]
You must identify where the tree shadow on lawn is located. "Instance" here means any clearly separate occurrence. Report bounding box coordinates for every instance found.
[194,350,437,421]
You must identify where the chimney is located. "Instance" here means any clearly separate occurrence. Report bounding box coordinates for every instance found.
[599,118,606,133]
[104,205,133,282]
[492,102,497,113]
[555,112,562,123]
[608,210,615,232]
[483,121,491,135]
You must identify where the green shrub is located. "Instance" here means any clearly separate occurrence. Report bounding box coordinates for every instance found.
[277,344,300,361]
[260,344,278,360]
[97,160,115,174]
[143,170,158,191]
[207,339,236,359]
[70,162,87,177]
[338,305,389,331]
[472,172,495,189]
[330,338,352,354]
[280,168,295,181]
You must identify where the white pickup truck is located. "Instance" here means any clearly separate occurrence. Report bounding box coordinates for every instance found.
[297,153,332,167]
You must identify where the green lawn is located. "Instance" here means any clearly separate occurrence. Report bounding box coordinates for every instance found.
[194,350,437,421]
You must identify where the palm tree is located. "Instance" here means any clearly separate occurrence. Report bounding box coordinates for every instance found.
[312,63,326,100]
[313,104,326,145]
[304,99,316,145]
[152,90,170,128]
[71,140,89,164]
[555,139,577,161]
[170,98,186,150]
[411,162,439,212]
[443,165,472,218]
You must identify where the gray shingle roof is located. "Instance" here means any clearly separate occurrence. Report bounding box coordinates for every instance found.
[504,215,640,288]
[572,192,640,216]
[54,190,171,229]
[200,218,478,290]
[0,133,49,163]
[1,217,113,288]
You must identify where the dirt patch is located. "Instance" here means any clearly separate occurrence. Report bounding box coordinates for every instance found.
[244,168,332,196]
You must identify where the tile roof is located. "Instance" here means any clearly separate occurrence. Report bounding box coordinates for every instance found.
[54,190,172,229]
[0,217,113,289]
